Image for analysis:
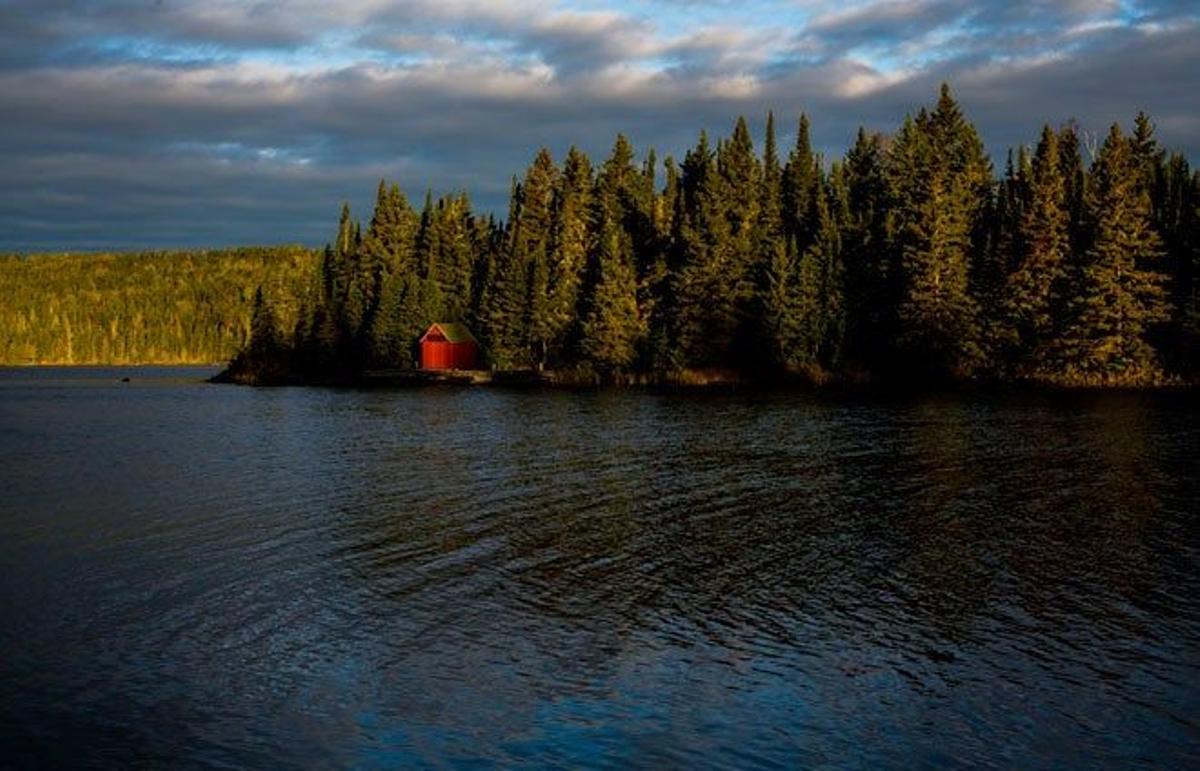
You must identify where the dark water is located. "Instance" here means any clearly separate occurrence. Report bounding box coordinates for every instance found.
[1,367,1197,769]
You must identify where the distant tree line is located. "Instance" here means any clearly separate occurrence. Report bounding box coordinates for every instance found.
[0,247,316,365]
[241,85,1195,386]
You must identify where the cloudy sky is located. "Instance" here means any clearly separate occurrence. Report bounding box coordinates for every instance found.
[1,0,1197,251]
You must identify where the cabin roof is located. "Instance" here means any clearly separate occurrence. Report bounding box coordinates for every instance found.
[420,322,478,344]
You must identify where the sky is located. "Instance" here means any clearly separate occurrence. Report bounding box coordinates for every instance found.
[0,0,1197,252]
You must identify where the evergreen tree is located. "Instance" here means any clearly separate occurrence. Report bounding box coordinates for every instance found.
[999,126,1070,375]
[369,268,427,367]
[335,202,355,259]
[760,111,783,246]
[482,151,559,368]
[579,209,644,374]
[1054,123,1170,383]
[248,286,281,357]
[839,127,890,370]
[646,156,682,370]
[360,182,419,360]
[887,86,989,379]
[783,113,818,246]
[434,193,477,323]
[543,147,593,365]
[717,117,762,365]
[1058,123,1090,261]
[748,111,786,370]
[415,191,446,320]
[517,149,559,367]
[811,180,846,368]
[671,131,736,367]
[978,148,1027,366]
[761,236,805,370]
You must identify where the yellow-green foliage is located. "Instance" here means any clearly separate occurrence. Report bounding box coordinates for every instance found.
[0,247,318,364]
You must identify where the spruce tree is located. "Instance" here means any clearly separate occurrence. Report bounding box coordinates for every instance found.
[783,113,818,246]
[1000,126,1070,375]
[1058,123,1090,261]
[482,151,559,368]
[544,147,593,364]
[360,182,418,360]
[761,236,804,371]
[579,210,644,374]
[749,111,786,369]
[760,111,783,246]
[248,286,281,357]
[646,156,682,370]
[839,127,889,370]
[671,131,735,367]
[887,86,988,379]
[978,148,1027,366]
[370,268,427,367]
[1054,123,1170,383]
[811,180,845,368]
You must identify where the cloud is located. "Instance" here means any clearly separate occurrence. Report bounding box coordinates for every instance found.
[0,0,1196,250]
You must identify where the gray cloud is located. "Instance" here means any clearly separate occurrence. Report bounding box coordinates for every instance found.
[0,0,1196,251]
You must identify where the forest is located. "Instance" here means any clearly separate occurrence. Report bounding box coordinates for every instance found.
[6,85,1197,385]
[231,85,1198,386]
[0,247,316,365]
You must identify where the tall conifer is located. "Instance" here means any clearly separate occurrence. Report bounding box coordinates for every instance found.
[1055,123,1170,383]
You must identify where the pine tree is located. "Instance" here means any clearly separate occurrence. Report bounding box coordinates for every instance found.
[248,286,281,357]
[1000,126,1070,375]
[717,117,762,365]
[579,210,645,374]
[360,182,418,361]
[783,113,818,247]
[1054,123,1170,383]
[760,111,783,246]
[544,147,593,365]
[335,202,355,259]
[1058,123,1089,262]
[1130,112,1163,197]
[369,268,427,367]
[761,236,803,370]
[646,156,682,370]
[811,181,845,368]
[887,86,988,379]
[977,148,1027,366]
[839,127,890,370]
[793,233,824,368]
[671,131,736,367]
[482,151,559,368]
[748,111,786,370]
[430,193,477,323]
[720,117,761,244]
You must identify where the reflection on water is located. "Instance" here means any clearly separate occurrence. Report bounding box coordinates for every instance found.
[0,368,1197,768]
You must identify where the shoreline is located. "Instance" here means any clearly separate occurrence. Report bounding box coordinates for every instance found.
[207,364,1197,393]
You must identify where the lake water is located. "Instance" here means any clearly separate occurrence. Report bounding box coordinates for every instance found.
[1,367,1197,768]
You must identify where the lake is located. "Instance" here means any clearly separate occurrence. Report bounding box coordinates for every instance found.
[1,367,1197,768]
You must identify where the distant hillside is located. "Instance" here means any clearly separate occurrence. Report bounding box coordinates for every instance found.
[0,247,317,365]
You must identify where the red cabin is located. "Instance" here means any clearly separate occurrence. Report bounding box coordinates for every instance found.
[419,322,480,370]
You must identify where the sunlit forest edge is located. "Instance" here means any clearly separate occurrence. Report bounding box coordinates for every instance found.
[0,247,316,365]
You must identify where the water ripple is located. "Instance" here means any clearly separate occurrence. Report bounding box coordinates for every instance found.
[0,371,1197,768]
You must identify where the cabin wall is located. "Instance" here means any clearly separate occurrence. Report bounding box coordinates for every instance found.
[421,341,478,370]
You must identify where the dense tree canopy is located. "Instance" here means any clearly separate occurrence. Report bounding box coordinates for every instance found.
[0,247,316,364]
